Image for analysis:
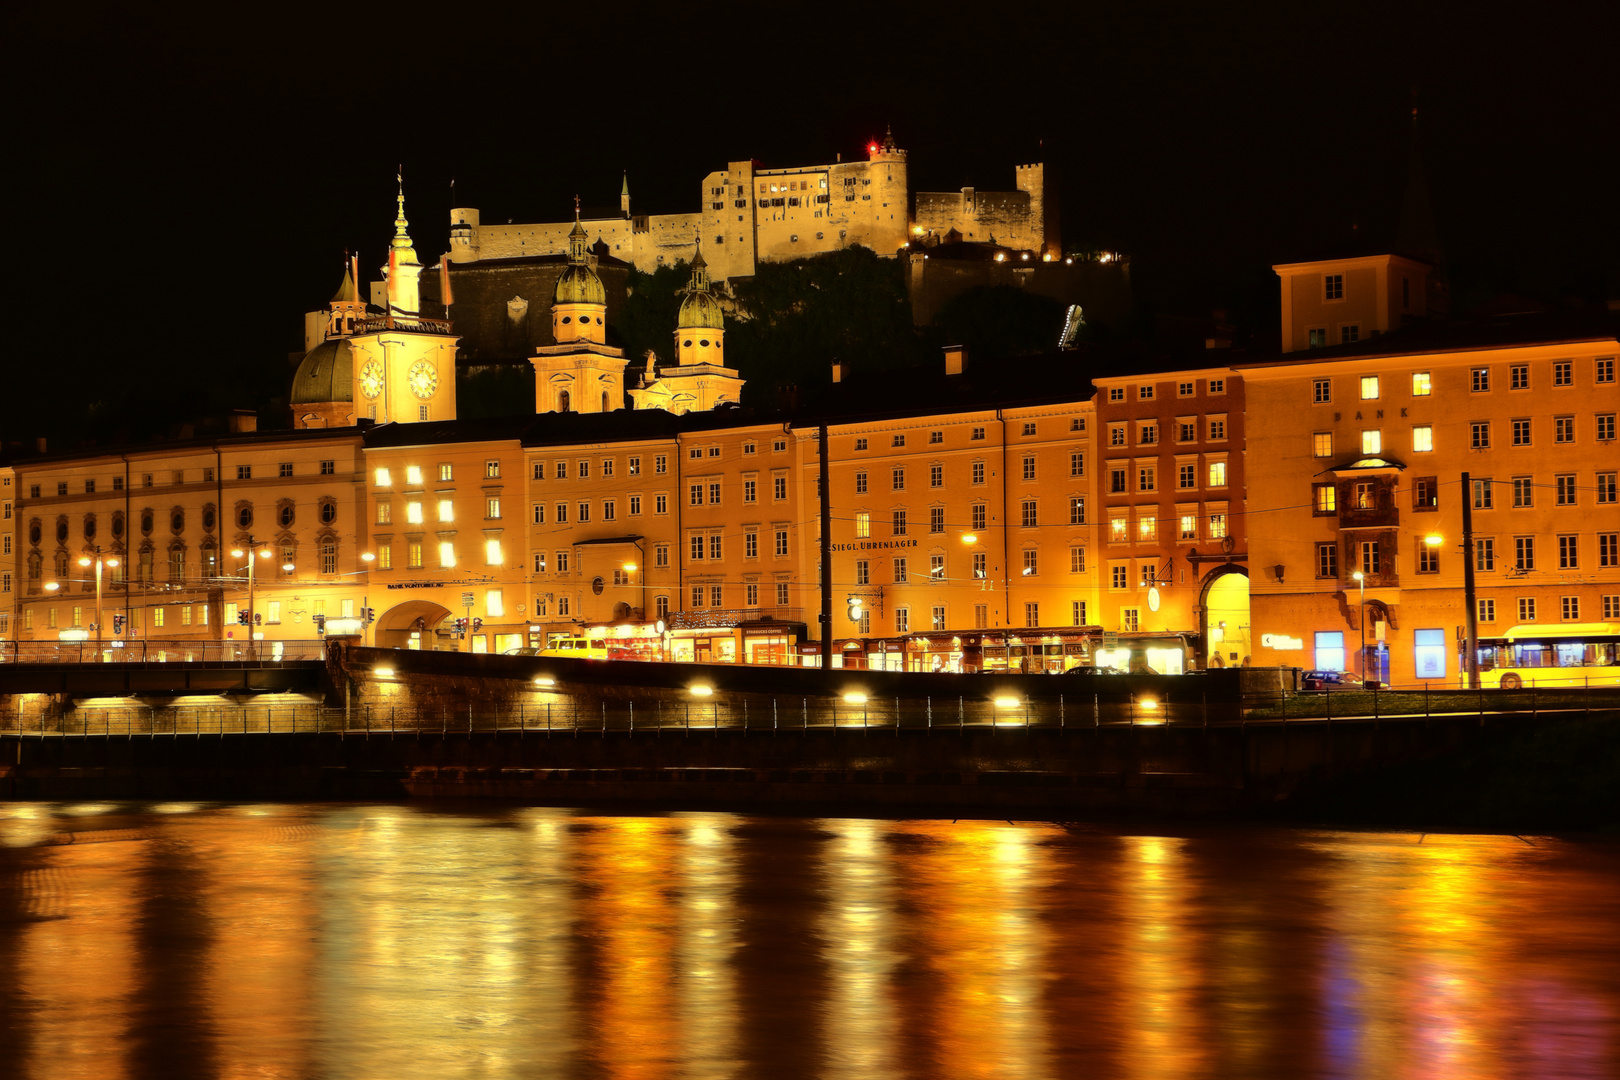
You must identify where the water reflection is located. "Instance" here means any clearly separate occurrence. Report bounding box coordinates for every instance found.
[0,805,1616,1080]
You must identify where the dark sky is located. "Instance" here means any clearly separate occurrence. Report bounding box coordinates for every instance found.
[9,2,1616,445]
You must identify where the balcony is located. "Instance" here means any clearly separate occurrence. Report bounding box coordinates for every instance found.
[1337,503,1401,530]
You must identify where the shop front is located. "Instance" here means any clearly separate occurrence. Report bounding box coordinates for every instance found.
[1094,632,1191,674]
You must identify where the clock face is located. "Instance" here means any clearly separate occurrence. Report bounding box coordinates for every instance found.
[408,359,439,399]
[359,360,384,400]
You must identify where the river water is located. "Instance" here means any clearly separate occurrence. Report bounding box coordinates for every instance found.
[1,803,1615,1079]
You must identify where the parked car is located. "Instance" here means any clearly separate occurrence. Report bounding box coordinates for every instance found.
[502,647,542,656]
[1301,670,1363,690]
[1064,664,1124,675]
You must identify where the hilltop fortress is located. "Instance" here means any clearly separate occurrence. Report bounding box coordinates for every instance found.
[446,130,1059,282]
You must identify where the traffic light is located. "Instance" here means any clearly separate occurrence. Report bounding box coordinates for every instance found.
[472,617,483,633]
[112,614,125,635]
[453,617,466,636]
[365,607,376,624]
[238,610,251,625]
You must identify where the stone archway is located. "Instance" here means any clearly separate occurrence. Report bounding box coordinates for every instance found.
[376,599,453,650]
[1197,565,1251,668]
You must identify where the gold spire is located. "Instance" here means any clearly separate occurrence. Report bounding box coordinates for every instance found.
[391,167,418,261]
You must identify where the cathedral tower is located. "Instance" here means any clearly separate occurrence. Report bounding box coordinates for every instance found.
[630,246,744,414]
[343,179,460,424]
[529,202,627,414]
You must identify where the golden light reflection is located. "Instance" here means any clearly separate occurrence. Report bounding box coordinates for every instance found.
[892,820,1054,1079]
[818,818,901,1079]
[674,813,740,1076]
[1119,835,1207,1080]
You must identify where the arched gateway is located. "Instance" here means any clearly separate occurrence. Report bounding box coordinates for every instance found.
[376,600,453,650]
[1197,565,1251,668]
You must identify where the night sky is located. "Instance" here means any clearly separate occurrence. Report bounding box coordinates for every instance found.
[9,2,1615,447]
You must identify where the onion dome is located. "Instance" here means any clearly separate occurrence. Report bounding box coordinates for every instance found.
[553,218,606,305]
[677,247,724,330]
[290,339,354,404]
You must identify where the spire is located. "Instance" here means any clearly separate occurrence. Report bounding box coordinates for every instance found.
[330,254,359,304]
[881,124,897,153]
[621,172,630,196]
[688,240,709,291]
[567,194,589,263]
[391,166,419,262]
[1397,92,1443,268]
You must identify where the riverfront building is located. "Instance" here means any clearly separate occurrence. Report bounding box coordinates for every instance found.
[3,177,1613,683]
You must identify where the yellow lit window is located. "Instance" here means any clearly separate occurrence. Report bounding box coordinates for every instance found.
[1110,518,1128,542]
[1316,485,1337,513]
[1180,514,1197,539]
[855,512,870,538]
[438,542,456,568]
[438,499,454,523]
[487,589,504,618]
[377,544,392,570]
[406,501,423,524]
[1138,517,1157,541]
[485,539,503,566]
[406,465,423,485]
[153,607,164,627]
[1361,430,1382,455]
[374,468,391,487]
[1412,425,1433,452]
[1412,371,1432,396]
[1208,461,1227,487]
[181,605,192,625]
[376,501,391,525]
[1208,513,1228,539]
[1360,376,1380,400]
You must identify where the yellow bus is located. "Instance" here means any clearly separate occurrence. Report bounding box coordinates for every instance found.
[1477,623,1620,689]
[539,635,609,660]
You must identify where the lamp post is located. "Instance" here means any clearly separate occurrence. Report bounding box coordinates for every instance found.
[76,547,120,656]
[1351,570,1366,681]
[230,537,274,659]
[1459,471,1480,690]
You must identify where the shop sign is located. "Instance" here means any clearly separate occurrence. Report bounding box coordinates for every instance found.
[829,538,920,552]
[1260,634,1303,650]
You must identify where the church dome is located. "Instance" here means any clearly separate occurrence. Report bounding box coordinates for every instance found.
[678,288,725,330]
[554,263,606,306]
[290,338,354,404]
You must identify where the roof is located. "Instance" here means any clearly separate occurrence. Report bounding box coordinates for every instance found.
[1239,303,1618,369]
[289,339,354,404]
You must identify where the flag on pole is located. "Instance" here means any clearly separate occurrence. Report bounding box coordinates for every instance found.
[440,258,454,308]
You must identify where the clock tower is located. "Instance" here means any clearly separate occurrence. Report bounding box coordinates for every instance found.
[346,176,460,425]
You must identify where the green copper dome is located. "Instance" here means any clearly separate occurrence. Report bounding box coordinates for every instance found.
[677,247,723,329]
[678,289,725,330]
[554,262,606,306]
[290,338,354,404]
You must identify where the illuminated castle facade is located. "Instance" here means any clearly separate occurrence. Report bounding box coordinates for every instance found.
[445,130,1059,281]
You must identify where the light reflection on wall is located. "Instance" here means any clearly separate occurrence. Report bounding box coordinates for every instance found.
[893,821,1053,1079]
[817,818,901,1079]
[15,807,138,1080]
[1119,835,1207,1080]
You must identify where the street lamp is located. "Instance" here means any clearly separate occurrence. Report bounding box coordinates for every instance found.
[77,548,120,654]
[1351,570,1366,681]
[230,538,274,658]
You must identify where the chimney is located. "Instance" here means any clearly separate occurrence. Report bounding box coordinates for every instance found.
[943,345,969,376]
[831,359,846,383]
[228,409,258,434]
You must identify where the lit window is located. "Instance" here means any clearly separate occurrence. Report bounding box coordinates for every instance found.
[1137,517,1156,542]
[1208,461,1227,487]
[438,542,456,568]
[1412,425,1433,452]
[485,539,503,566]
[406,465,423,485]
[406,501,423,524]
[855,512,870,538]
[374,468,391,487]
[1411,372,1431,396]
[437,499,454,522]
[1360,376,1379,400]
[1313,432,1333,457]
[1361,430,1382,455]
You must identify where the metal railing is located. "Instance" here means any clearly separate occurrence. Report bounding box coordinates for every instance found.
[0,639,327,665]
[3,681,1614,737]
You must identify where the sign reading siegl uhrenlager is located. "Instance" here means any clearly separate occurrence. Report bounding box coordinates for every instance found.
[829,539,920,552]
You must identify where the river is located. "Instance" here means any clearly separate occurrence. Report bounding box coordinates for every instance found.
[1,803,1615,1079]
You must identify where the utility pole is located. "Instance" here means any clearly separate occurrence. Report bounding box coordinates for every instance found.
[1461,470,1479,689]
[819,423,832,672]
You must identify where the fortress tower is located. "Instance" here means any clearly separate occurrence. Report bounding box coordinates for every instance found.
[528,208,628,414]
